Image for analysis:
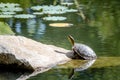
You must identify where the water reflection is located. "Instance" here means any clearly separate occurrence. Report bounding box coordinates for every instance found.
[72,66,120,80]
[33,19,46,40]
[74,59,96,71]
[26,18,46,38]
[9,18,46,39]
[15,20,22,34]
[0,68,30,80]
[0,71,22,80]
[1,57,120,80]
[68,59,96,79]
[27,19,36,36]
[26,59,96,80]
[7,18,14,27]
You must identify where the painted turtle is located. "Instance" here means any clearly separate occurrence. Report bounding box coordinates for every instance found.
[68,35,97,60]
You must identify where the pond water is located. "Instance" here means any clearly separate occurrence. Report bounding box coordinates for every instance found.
[0,0,120,80]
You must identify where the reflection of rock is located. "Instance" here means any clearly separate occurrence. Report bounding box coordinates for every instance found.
[0,35,71,72]
[0,70,28,80]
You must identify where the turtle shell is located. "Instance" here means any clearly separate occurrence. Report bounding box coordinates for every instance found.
[73,43,97,60]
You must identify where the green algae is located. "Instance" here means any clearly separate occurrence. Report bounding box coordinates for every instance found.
[57,57,120,69]
[92,57,120,68]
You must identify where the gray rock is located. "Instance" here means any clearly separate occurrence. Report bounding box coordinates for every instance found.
[0,35,71,71]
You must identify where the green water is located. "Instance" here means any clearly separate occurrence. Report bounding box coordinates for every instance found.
[0,0,120,80]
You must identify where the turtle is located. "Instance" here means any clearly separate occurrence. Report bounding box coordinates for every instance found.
[68,35,97,60]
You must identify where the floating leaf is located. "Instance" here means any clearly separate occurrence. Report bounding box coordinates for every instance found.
[0,3,20,7]
[14,14,36,19]
[0,11,16,15]
[61,2,74,6]
[66,9,78,12]
[31,5,78,15]
[43,16,67,21]
[31,5,67,11]
[0,14,13,18]
[0,3,22,12]
[33,12,44,15]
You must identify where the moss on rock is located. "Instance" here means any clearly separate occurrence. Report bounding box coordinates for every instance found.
[0,21,14,35]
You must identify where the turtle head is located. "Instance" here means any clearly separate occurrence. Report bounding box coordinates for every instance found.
[67,35,75,46]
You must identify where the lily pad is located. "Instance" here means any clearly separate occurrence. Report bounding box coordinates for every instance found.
[0,3,20,7]
[61,2,74,6]
[31,5,77,15]
[49,23,73,27]
[0,3,22,12]
[43,10,66,14]
[0,15,13,18]
[14,14,36,19]
[0,12,16,15]
[33,12,44,15]
[31,6,43,11]
[31,5,68,14]
[43,16,66,21]
[31,5,67,11]
[1,7,23,12]
[66,9,78,12]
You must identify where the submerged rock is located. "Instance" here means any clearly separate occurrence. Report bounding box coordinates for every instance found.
[0,35,71,71]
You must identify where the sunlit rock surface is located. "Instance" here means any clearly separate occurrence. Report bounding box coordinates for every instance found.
[0,35,71,71]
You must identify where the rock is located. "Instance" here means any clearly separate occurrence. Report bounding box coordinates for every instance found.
[0,35,71,71]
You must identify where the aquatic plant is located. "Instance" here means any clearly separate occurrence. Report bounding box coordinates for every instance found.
[61,2,74,6]
[0,3,20,7]
[0,7,23,12]
[66,9,78,12]
[0,3,23,19]
[0,14,13,18]
[14,14,36,19]
[43,16,67,21]
[31,5,67,11]
[31,6,43,11]
[0,3,23,12]
[31,5,77,14]
[33,12,44,15]
[0,11,16,15]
